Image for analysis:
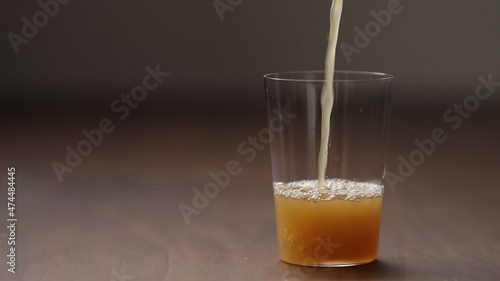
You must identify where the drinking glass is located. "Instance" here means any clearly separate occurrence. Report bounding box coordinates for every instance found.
[264,70,393,266]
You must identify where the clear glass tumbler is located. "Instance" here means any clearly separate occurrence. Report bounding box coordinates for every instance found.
[264,71,393,267]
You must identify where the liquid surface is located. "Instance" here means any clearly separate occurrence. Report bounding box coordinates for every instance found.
[274,179,383,266]
[318,0,344,186]
[274,179,383,201]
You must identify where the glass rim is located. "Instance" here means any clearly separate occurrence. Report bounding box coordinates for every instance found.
[263,70,393,83]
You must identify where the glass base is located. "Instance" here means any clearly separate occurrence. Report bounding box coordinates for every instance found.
[281,257,376,267]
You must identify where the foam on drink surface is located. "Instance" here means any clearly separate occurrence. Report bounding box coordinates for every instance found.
[274,179,383,201]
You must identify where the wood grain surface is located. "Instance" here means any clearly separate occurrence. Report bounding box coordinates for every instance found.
[1,100,499,281]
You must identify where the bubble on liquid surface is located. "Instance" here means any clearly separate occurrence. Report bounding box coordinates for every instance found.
[273,179,383,201]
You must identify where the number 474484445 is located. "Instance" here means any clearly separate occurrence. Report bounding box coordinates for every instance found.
[8,167,16,217]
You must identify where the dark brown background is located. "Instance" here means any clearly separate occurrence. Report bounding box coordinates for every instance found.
[1,0,500,280]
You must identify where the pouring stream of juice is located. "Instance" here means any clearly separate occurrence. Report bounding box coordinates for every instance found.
[318,0,343,187]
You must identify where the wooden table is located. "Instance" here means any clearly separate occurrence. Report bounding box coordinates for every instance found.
[1,97,499,281]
